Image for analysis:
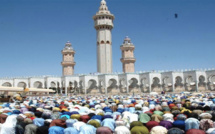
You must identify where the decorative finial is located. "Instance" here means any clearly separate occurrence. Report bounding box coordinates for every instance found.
[64,41,73,50]
[123,36,131,44]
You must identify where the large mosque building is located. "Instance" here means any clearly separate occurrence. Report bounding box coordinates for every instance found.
[1,0,215,95]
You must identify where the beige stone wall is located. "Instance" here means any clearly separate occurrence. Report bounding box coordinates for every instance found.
[124,50,133,58]
[63,66,74,76]
[124,63,135,73]
[63,54,74,61]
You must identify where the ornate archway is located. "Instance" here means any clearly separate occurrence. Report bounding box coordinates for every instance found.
[175,76,184,92]
[151,77,161,92]
[33,81,43,88]
[49,81,57,93]
[2,82,12,87]
[67,81,74,94]
[129,78,140,94]
[87,79,98,94]
[198,75,206,91]
[107,79,118,95]
[17,82,27,88]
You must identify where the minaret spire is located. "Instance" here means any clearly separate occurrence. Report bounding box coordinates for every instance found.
[93,0,114,73]
[120,36,136,73]
[61,41,76,76]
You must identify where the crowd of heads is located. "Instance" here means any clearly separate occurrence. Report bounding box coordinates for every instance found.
[0,92,215,134]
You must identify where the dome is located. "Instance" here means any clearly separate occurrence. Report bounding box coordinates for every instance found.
[101,0,106,5]
[123,36,132,44]
[64,41,73,50]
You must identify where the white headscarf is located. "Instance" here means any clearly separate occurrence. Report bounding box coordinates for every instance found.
[0,114,18,134]
[115,126,130,134]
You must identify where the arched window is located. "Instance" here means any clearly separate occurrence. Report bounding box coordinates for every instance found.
[101,40,105,44]
[2,82,12,87]
[106,41,110,44]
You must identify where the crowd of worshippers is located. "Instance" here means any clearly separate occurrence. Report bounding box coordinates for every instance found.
[0,93,215,134]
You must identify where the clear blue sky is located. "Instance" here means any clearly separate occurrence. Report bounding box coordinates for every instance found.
[0,0,215,77]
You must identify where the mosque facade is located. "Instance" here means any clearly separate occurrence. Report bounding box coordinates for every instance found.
[1,0,215,95]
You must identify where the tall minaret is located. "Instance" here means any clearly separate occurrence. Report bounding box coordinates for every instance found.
[61,41,76,76]
[93,0,114,74]
[120,36,136,73]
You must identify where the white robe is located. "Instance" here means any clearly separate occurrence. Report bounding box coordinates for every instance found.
[0,114,18,134]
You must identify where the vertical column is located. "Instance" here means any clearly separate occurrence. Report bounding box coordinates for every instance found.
[196,81,199,92]
[172,84,175,92]
[65,87,68,96]
[149,85,151,92]
[206,82,208,90]
[105,87,107,96]
[84,87,87,96]
[172,76,175,92]
[60,88,63,94]
[149,77,151,93]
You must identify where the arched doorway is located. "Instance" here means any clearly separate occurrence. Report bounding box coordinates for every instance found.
[198,75,206,91]
[67,81,74,95]
[107,79,118,95]
[87,79,98,95]
[151,77,161,92]
[2,82,12,87]
[1,82,12,96]
[175,76,184,92]
[129,78,140,95]
[33,81,43,88]
[17,82,27,88]
[49,81,57,93]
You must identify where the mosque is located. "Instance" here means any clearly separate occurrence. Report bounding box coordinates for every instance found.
[0,0,215,96]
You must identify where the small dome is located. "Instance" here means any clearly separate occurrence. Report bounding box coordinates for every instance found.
[64,41,73,50]
[98,0,110,13]
[101,0,106,5]
[123,36,132,44]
